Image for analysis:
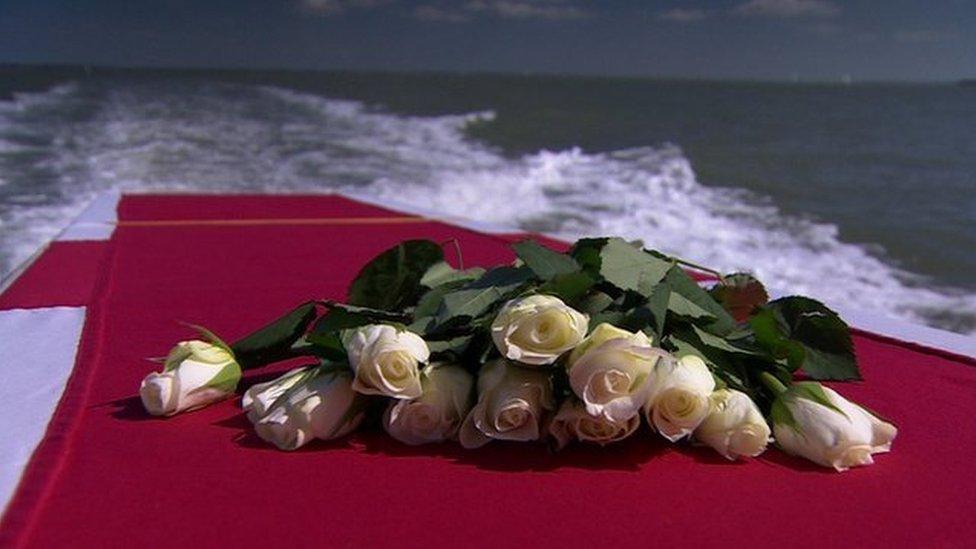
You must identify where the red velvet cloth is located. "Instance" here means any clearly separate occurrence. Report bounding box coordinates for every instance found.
[0,242,107,309]
[2,195,975,548]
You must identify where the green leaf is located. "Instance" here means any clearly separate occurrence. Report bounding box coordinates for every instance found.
[667,334,749,393]
[434,266,533,325]
[598,238,671,296]
[664,267,736,335]
[427,335,474,356]
[709,273,769,322]
[414,280,468,318]
[577,290,615,315]
[588,310,625,331]
[347,240,444,310]
[569,237,608,275]
[437,285,515,324]
[645,282,671,342]
[512,240,580,280]
[667,292,716,321]
[287,335,345,362]
[682,324,762,356]
[230,302,318,370]
[749,308,805,372]
[470,264,535,289]
[758,297,859,381]
[308,307,373,339]
[420,261,485,288]
[407,315,434,335]
[618,306,654,334]
[804,347,857,381]
[538,272,595,303]
[616,281,669,342]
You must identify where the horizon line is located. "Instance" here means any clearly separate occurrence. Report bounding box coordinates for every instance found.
[0,61,966,86]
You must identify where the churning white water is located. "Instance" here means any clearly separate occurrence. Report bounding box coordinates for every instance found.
[1,80,973,333]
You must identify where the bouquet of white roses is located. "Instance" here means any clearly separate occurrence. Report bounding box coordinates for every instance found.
[140,237,896,472]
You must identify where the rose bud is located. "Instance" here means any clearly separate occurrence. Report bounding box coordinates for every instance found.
[491,295,588,366]
[252,366,365,451]
[343,324,430,399]
[241,366,310,422]
[566,322,653,368]
[383,363,475,445]
[694,389,771,460]
[770,381,897,472]
[548,398,640,450]
[644,354,716,442]
[568,332,663,423]
[458,359,554,449]
[140,340,241,417]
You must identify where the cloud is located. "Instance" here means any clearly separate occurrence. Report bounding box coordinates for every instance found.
[410,1,590,23]
[299,0,393,16]
[465,1,589,21]
[734,0,839,18]
[301,0,344,15]
[657,8,710,22]
[414,5,471,23]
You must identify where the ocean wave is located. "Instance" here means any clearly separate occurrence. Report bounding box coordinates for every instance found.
[1,81,973,334]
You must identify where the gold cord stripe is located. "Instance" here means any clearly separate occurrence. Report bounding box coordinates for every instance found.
[115,216,431,227]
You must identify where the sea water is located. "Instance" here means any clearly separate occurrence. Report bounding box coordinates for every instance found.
[1,66,974,333]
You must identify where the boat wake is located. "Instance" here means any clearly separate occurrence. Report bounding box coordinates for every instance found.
[1,80,974,334]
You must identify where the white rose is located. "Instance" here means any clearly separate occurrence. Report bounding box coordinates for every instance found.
[241,366,310,422]
[458,359,554,449]
[383,363,475,445]
[140,340,241,417]
[644,354,716,442]
[252,366,364,451]
[343,324,430,399]
[491,295,588,366]
[772,383,897,472]
[548,398,640,450]
[566,322,652,368]
[568,336,663,423]
[694,389,771,460]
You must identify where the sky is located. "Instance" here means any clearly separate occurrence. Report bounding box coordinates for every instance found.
[0,0,974,81]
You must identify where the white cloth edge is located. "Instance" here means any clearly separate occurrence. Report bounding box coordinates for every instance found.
[56,191,121,241]
[0,192,120,296]
[0,306,86,514]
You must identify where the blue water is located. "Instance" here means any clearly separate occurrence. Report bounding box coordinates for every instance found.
[1,66,974,333]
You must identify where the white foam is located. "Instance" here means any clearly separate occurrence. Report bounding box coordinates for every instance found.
[1,81,974,334]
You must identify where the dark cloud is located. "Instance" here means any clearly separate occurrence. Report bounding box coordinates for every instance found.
[734,0,840,18]
[658,8,711,23]
[0,0,971,81]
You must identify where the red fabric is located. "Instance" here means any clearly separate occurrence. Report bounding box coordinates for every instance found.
[118,193,412,221]
[0,242,107,309]
[852,327,976,368]
[3,194,975,548]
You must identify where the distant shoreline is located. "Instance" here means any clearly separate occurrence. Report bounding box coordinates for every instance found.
[0,61,959,88]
